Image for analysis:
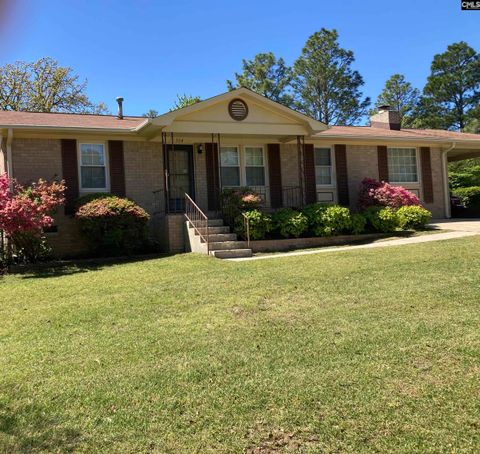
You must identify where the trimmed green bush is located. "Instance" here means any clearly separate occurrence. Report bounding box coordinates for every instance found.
[364,206,400,233]
[350,213,367,235]
[314,206,352,237]
[303,204,356,237]
[75,192,115,210]
[235,209,272,240]
[397,206,432,230]
[453,186,480,210]
[272,208,308,238]
[76,195,150,255]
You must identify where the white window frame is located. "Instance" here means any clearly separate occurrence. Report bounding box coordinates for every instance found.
[78,142,110,193]
[314,146,336,188]
[244,145,266,188]
[219,145,268,188]
[387,147,419,184]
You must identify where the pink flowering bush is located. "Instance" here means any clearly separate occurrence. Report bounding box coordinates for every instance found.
[358,177,421,210]
[0,173,65,262]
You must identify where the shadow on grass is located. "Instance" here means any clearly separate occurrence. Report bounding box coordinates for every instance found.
[10,253,172,279]
[0,401,82,452]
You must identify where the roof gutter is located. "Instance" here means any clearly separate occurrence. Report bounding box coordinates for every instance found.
[442,142,456,219]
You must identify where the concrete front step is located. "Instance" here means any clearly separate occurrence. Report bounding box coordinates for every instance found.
[193,218,224,227]
[196,226,230,235]
[210,248,253,259]
[208,240,248,251]
[203,233,237,242]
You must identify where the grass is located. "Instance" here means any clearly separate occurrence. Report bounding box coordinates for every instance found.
[1,237,479,453]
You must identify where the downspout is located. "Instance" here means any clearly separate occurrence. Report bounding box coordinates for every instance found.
[442,142,456,219]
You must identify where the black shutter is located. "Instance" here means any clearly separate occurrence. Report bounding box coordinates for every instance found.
[205,142,220,210]
[420,147,434,203]
[303,143,316,204]
[267,143,283,208]
[377,145,389,181]
[61,139,79,214]
[108,140,126,197]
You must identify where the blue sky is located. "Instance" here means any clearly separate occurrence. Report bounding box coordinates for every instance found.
[1,0,479,119]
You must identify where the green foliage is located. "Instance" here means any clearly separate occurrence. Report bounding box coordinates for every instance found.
[171,94,201,111]
[415,41,480,130]
[220,187,262,226]
[142,109,159,118]
[293,28,370,125]
[370,74,420,127]
[235,209,272,241]
[364,206,400,233]
[449,166,480,189]
[227,52,294,107]
[397,206,432,230]
[76,195,150,256]
[350,213,367,235]
[272,208,308,238]
[303,204,364,236]
[0,57,108,113]
[75,192,116,210]
[453,186,480,209]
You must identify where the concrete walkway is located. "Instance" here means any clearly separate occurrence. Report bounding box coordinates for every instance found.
[228,220,479,262]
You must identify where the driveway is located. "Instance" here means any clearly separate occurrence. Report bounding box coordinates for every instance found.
[430,219,480,233]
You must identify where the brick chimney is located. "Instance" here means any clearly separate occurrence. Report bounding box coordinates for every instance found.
[370,105,401,130]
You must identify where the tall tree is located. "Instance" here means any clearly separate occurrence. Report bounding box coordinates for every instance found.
[0,57,108,113]
[143,109,159,118]
[371,74,419,127]
[292,28,370,125]
[171,94,201,111]
[227,52,293,107]
[416,42,480,130]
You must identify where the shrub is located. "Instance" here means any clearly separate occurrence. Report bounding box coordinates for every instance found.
[453,186,480,210]
[303,204,355,237]
[0,174,65,263]
[76,195,150,255]
[76,192,115,210]
[272,208,308,238]
[314,206,352,237]
[302,203,328,230]
[358,177,421,209]
[220,187,262,225]
[397,206,432,230]
[235,209,272,240]
[364,206,400,233]
[350,213,367,235]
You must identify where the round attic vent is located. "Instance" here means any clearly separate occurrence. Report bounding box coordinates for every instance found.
[228,98,248,121]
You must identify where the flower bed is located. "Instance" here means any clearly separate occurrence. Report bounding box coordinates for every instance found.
[221,180,433,251]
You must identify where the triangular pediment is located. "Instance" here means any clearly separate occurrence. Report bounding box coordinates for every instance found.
[138,88,327,137]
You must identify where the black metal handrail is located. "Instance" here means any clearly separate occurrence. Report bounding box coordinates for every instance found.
[184,193,210,255]
[242,212,251,248]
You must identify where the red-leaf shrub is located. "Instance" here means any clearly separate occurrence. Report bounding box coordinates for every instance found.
[0,173,65,262]
[75,195,150,255]
[358,177,421,210]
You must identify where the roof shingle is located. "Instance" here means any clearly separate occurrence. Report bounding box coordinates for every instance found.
[0,110,145,130]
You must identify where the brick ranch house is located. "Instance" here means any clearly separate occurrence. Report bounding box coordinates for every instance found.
[1,88,480,257]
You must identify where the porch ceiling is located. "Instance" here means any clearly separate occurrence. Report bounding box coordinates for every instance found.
[447,148,480,162]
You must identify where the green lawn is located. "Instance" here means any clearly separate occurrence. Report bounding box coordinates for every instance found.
[1,238,479,453]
